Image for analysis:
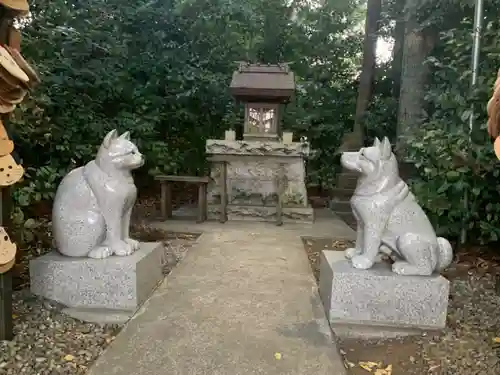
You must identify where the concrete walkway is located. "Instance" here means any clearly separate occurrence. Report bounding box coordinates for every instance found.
[89,212,354,375]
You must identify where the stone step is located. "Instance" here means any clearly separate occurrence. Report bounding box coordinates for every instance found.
[336,175,358,189]
[338,170,359,179]
[330,199,352,213]
[330,187,354,200]
[207,204,315,224]
[335,211,357,229]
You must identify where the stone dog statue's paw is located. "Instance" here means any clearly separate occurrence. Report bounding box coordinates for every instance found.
[344,247,361,259]
[392,260,433,276]
[350,255,375,270]
[88,246,113,259]
[125,238,140,251]
[392,261,408,275]
[112,240,134,256]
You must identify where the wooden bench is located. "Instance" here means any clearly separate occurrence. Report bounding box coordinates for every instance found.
[154,175,210,223]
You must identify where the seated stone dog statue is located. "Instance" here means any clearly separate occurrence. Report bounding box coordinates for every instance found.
[340,137,453,276]
[52,129,144,259]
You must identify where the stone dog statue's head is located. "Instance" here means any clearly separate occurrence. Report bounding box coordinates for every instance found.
[96,129,144,172]
[340,137,399,182]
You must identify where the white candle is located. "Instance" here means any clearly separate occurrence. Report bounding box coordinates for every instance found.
[225,130,236,141]
[282,132,293,144]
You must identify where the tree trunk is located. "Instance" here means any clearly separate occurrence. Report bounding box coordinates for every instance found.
[396,11,436,152]
[340,0,382,151]
[391,0,405,99]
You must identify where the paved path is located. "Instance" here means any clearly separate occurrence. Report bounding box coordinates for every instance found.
[89,212,354,375]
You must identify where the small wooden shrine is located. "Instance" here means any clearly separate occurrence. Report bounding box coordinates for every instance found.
[230,63,294,141]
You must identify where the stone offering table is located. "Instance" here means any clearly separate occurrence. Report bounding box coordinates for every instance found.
[206,139,314,223]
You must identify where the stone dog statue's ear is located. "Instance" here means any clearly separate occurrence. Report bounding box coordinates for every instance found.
[373,137,381,148]
[102,129,118,148]
[119,131,131,141]
[380,136,392,160]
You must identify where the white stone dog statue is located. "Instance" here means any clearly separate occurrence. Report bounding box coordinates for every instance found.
[52,129,144,259]
[340,136,453,276]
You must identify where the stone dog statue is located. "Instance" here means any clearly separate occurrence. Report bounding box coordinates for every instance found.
[52,129,144,259]
[340,137,453,276]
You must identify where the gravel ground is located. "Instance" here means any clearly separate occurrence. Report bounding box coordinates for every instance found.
[303,237,500,375]
[0,228,198,375]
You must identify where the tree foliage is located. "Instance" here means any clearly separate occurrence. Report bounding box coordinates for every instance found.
[10,0,363,223]
[9,0,500,246]
[403,0,500,243]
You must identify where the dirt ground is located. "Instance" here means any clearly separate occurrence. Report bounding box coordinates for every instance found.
[303,237,500,375]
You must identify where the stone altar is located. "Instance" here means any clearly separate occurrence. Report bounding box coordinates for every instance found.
[206,139,314,222]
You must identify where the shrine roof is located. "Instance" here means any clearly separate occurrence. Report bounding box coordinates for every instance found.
[229,62,295,101]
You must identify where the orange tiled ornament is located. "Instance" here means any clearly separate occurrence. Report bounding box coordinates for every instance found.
[0,0,32,282]
[0,153,23,186]
[0,45,29,83]
[0,44,38,113]
[0,120,13,156]
[0,0,29,11]
[0,226,16,273]
[487,68,500,159]
[5,45,40,85]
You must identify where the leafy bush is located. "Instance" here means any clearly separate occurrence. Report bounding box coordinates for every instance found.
[363,95,398,145]
[405,125,500,243]
[4,0,364,245]
[403,5,500,244]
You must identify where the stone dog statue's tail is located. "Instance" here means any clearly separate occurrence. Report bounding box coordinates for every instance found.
[436,237,454,271]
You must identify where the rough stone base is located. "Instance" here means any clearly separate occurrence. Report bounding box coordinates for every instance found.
[319,250,450,339]
[30,242,164,312]
[207,204,314,223]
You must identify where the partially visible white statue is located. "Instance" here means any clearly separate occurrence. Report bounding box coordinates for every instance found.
[52,129,144,259]
[341,137,453,276]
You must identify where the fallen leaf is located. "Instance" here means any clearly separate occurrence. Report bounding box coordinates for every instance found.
[359,361,380,371]
[493,337,500,343]
[11,314,17,319]
[374,364,392,375]
[63,354,75,362]
[274,352,282,360]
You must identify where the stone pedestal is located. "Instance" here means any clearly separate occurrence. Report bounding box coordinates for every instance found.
[30,242,164,312]
[205,139,314,223]
[319,250,450,339]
